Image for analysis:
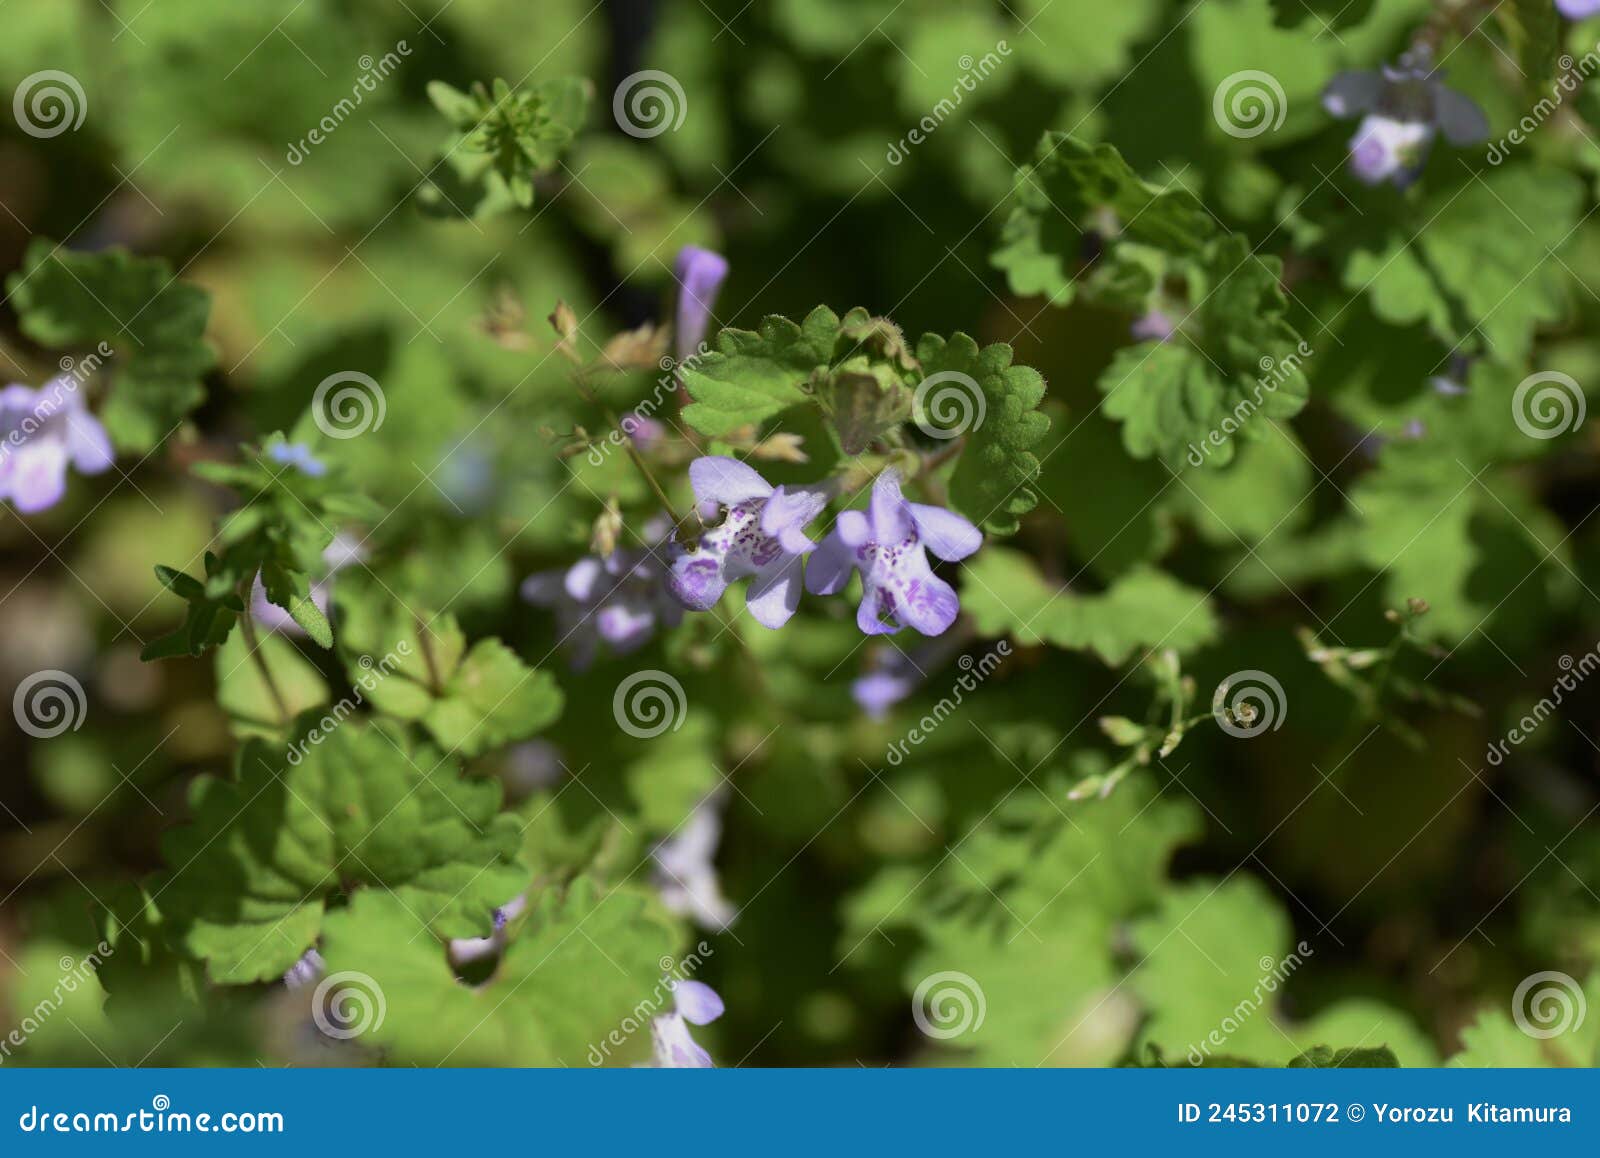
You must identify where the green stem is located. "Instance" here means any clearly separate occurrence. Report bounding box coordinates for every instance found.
[239,601,292,726]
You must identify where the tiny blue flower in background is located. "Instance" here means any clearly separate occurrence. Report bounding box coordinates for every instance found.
[448,895,526,968]
[807,469,981,637]
[502,739,566,798]
[435,436,495,514]
[283,947,325,990]
[523,515,683,668]
[1130,308,1177,343]
[1323,46,1488,188]
[673,245,728,365]
[1557,0,1600,17]
[653,796,735,931]
[650,979,724,1068]
[667,456,828,630]
[267,440,327,477]
[0,378,114,513]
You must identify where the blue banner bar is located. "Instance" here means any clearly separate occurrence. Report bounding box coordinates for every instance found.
[1,1068,1595,1154]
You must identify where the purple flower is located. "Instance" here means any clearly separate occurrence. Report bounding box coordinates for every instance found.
[652,796,735,931]
[267,441,327,477]
[1323,47,1488,187]
[283,947,325,990]
[850,631,967,719]
[853,659,921,720]
[667,457,827,630]
[623,413,665,452]
[806,470,980,637]
[673,245,728,365]
[650,979,724,1068]
[1130,308,1177,343]
[523,516,683,668]
[0,378,114,513]
[1557,0,1600,17]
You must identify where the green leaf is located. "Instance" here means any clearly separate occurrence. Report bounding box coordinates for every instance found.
[1448,971,1600,1067]
[917,332,1049,535]
[214,629,329,739]
[992,133,1214,306]
[1288,1045,1400,1068]
[7,239,215,452]
[318,881,679,1065]
[863,773,1201,1066]
[1130,877,1434,1065]
[336,586,563,756]
[1100,238,1309,467]
[963,546,1220,663]
[1342,165,1584,366]
[680,305,840,436]
[422,76,590,215]
[156,721,528,983]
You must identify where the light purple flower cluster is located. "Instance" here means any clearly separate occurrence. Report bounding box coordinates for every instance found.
[0,378,114,513]
[1323,47,1488,188]
[1558,1,1600,18]
[668,459,981,637]
[522,515,685,668]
